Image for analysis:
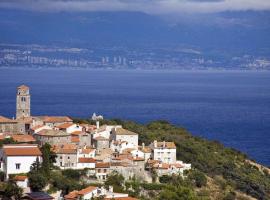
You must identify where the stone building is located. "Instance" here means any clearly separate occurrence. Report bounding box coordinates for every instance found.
[0,116,19,133]
[53,144,78,169]
[93,136,110,151]
[34,129,71,146]
[16,85,31,119]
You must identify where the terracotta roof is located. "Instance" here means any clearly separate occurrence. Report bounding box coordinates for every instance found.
[77,186,97,195]
[71,131,83,135]
[0,134,5,140]
[94,136,109,141]
[43,116,72,123]
[110,162,130,167]
[78,157,96,163]
[52,144,77,154]
[139,146,152,153]
[153,163,170,169]
[18,85,29,90]
[3,146,42,156]
[13,175,28,181]
[56,123,74,129]
[64,190,78,200]
[0,116,16,123]
[37,129,70,136]
[96,162,110,168]
[12,134,36,143]
[153,163,183,169]
[81,148,95,154]
[71,136,80,143]
[154,141,176,149]
[132,157,145,161]
[114,128,138,136]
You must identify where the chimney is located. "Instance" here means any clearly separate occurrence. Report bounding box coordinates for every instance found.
[154,140,157,148]
[163,141,166,148]
[96,121,100,129]
[142,143,145,149]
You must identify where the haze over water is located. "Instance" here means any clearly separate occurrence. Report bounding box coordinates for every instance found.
[0,68,269,166]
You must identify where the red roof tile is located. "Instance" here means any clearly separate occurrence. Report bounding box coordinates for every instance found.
[12,134,36,143]
[3,146,41,156]
[13,175,28,181]
[77,186,97,195]
[78,157,96,163]
[96,162,110,168]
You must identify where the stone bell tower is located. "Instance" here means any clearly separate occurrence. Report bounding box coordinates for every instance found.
[16,85,31,119]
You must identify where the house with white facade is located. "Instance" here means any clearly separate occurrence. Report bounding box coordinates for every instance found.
[56,123,82,134]
[0,144,42,179]
[111,140,137,154]
[149,140,176,164]
[111,127,138,148]
[64,185,138,200]
[152,161,191,176]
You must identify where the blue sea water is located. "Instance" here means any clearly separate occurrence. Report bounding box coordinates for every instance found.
[0,68,269,166]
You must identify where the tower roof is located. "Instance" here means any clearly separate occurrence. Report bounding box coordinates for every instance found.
[17,85,29,90]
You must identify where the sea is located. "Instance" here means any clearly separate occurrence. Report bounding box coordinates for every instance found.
[0,68,269,166]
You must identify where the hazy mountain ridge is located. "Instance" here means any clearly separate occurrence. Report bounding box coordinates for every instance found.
[0,9,270,70]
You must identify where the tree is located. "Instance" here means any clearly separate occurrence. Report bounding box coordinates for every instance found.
[0,137,16,148]
[3,180,23,200]
[158,185,198,200]
[40,143,56,176]
[28,171,48,192]
[188,170,207,188]
[105,171,125,193]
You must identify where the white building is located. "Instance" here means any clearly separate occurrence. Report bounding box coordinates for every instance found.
[64,186,99,200]
[64,185,137,200]
[93,125,122,139]
[56,123,82,134]
[149,140,176,164]
[111,140,137,154]
[153,161,192,176]
[77,158,96,172]
[0,144,42,179]
[111,127,138,148]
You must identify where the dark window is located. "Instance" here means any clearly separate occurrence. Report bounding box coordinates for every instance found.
[15,163,21,169]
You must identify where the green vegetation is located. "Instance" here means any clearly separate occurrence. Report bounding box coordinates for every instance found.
[2,119,269,200]
[1,180,23,200]
[0,137,17,148]
[74,119,270,200]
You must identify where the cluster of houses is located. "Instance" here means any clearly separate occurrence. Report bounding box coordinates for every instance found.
[0,85,191,200]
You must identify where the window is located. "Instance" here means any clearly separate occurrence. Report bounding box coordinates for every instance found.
[60,162,62,166]
[15,163,21,170]
[68,156,70,159]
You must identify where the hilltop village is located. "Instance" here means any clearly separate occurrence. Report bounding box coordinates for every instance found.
[0,85,191,200]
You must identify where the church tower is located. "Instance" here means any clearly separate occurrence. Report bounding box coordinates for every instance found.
[16,85,31,119]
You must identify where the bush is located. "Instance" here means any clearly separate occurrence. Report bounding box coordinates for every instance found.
[188,170,207,188]
[28,172,48,192]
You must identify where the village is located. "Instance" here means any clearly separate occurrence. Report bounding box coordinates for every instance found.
[0,85,191,200]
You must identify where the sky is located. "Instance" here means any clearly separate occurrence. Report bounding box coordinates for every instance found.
[1,0,270,14]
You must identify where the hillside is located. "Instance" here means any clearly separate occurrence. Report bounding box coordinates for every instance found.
[74,118,270,200]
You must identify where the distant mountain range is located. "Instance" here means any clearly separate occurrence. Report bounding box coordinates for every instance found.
[0,9,270,69]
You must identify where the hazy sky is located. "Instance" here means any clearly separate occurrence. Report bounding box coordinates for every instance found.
[1,0,270,14]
